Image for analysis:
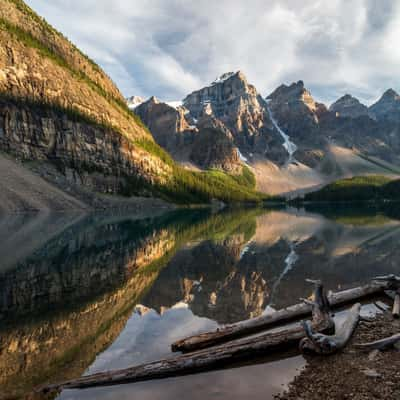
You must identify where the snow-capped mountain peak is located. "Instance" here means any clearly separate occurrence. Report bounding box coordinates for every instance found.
[126,95,144,110]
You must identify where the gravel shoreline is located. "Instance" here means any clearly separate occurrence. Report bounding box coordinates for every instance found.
[277,308,400,400]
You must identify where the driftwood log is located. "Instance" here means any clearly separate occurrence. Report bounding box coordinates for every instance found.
[38,282,334,393]
[355,333,400,351]
[299,303,361,355]
[172,281,388,353]
[375,275,400,318]
[393,292,400,318]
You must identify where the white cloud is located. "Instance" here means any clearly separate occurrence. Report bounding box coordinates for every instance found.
[25,0,400,104]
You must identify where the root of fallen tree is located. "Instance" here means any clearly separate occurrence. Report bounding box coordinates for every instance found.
[300,303,361,355]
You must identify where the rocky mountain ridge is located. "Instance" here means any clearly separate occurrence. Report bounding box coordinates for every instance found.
[329,94,370,119]
[131,72,400,195]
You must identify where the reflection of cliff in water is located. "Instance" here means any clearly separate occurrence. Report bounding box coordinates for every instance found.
[0,209,212,398]
[0,208,263,398]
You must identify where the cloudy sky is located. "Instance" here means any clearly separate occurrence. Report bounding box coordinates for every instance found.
[26,0,399,105]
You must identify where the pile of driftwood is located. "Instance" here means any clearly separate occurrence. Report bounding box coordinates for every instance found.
[38,275,400,393]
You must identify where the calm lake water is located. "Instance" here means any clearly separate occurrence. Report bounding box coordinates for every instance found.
[1,205,400,399]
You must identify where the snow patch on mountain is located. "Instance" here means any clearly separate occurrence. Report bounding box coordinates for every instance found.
[237,148,249,164]
[265,100,298,163]
[126,96,144,110]
[166,101,183,109]
[212,72,236,85]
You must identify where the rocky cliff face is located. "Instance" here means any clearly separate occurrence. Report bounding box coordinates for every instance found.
[192,115,241,173]
[183,71,286,163]
[0,0,174,202]
[135,94,243,173]
[135,96,196,153]
[0,100,169,193]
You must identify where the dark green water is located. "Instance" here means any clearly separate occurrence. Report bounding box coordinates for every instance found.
[1,205,399,399]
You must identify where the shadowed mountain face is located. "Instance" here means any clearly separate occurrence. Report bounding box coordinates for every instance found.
[1,207,400,399]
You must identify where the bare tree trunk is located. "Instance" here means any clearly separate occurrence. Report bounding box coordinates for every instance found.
[37,282,334,394]
[172,281,388,353]
[299,303,361,355]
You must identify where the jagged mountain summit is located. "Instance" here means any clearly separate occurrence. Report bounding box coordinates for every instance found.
[182,70,286,164]
[329,94,369,119]
[266,80,327,145]
[369,89,400,122]
[136,71,290,174]
[130,72,400,195]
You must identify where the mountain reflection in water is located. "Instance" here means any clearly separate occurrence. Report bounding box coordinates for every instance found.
[1,205,400,399]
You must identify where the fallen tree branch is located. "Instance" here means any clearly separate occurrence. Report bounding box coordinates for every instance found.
[37,282,334,393]
[172,281,388,353]
[355,333,400,351]
[299,303,361,355]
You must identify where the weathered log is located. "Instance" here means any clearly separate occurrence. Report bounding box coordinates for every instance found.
[355,333,400,351]
[374,275,400,320]
[392,291,400,318]
[299,303,361,355]
[38,282,333,393]
[172,281,388,353]
[373,275,400,290]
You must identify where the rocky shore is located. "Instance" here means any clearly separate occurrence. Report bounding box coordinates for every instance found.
[277,309,400,400]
